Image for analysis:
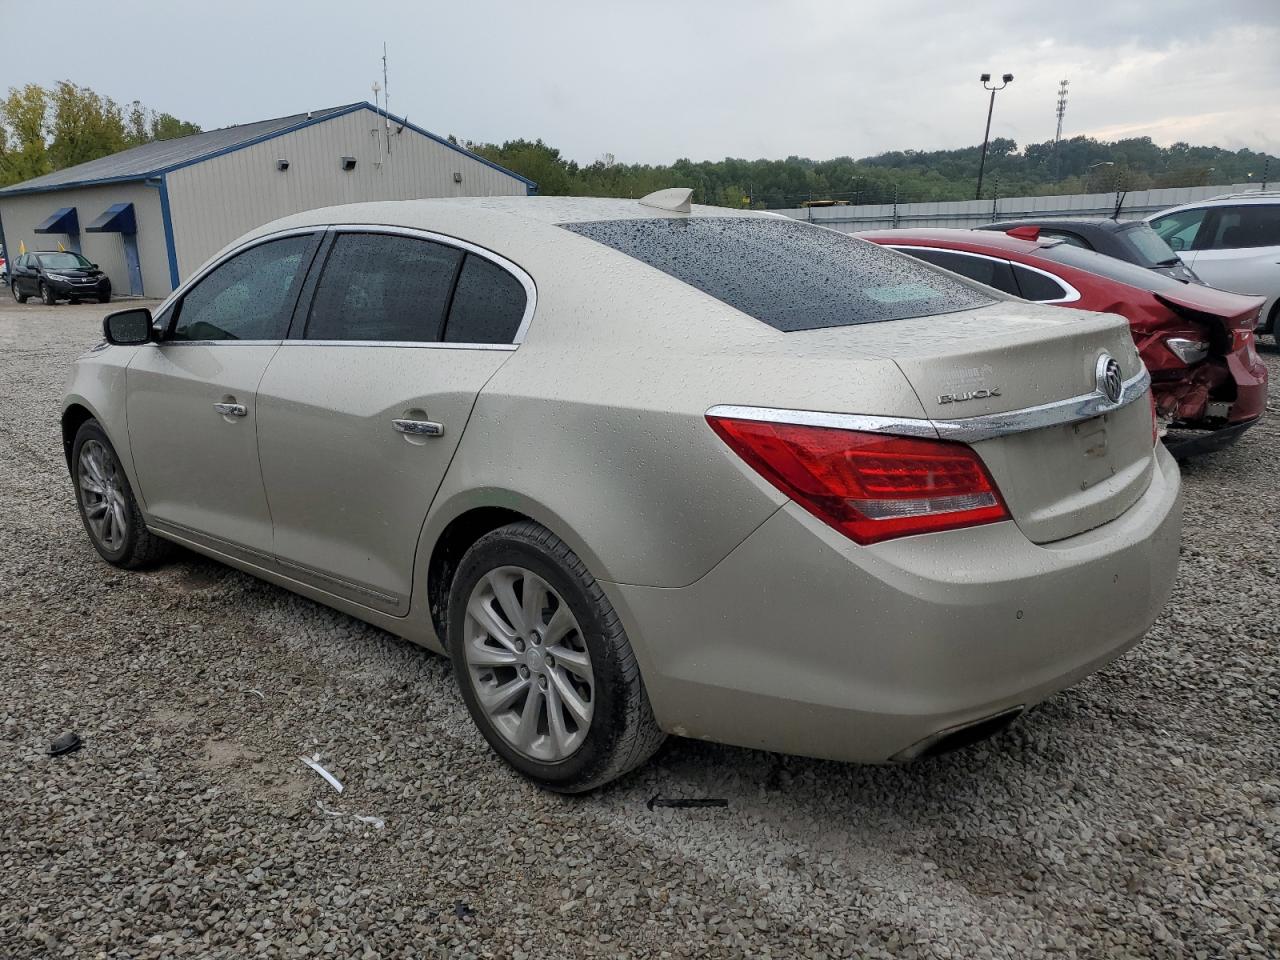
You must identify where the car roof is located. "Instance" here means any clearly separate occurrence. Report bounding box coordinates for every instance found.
[856,227,1051,254]
[986,217,1131,231]
[258,195,774,231]
[1150,192,1280,218]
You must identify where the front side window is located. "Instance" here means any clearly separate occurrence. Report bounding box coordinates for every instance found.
[563,217,993,332]
[1150,208,1206,252]
[170,234,315,342]
[898,247,1020,296]
[305,233,463,342]
[444,253,528,344]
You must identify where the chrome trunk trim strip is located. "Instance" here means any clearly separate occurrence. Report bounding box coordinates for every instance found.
[708,368,1151,443]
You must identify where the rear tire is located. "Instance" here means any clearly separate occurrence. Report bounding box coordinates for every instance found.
[12,282,26,304]
[71,419,171,569]
[447,521,664,793]
[40,281,56,306]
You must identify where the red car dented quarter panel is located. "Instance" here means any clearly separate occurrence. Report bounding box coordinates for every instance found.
[858,228,1268,436]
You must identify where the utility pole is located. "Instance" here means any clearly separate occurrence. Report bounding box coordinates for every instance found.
[1053,79,1069,181]
[976,73,1014,200]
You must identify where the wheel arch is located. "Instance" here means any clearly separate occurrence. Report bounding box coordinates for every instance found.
[416,489,615,649]
[61,400,100,471]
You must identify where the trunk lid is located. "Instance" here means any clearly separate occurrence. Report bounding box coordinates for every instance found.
[839,301,1154,543]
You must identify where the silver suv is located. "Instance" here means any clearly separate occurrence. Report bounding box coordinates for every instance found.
[1148,192,1280,339]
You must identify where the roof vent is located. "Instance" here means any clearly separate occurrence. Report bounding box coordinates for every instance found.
[638,188,693,214]
[341,157,357,172]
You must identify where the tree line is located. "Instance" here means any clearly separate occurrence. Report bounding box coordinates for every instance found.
[0,82,202,187]
[463,135,1277,209]
[3,80,1274,207]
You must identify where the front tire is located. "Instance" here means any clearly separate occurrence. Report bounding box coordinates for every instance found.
[72,419,171,569]
[447,521,664,793]
[40,282,56,305]
[99,292,112,304]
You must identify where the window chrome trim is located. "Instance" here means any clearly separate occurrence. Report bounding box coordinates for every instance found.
[151,226,324,320]
[707,368,1150,444]
[887,244,1082,305]
[279,340,517,352]
[151,222,538,350]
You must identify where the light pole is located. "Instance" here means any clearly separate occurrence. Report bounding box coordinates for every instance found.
[975,72,1013,200]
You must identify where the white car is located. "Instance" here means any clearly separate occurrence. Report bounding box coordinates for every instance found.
[1148,192,1280,339]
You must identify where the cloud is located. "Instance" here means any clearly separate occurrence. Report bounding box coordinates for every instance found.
[3,0,1275,163]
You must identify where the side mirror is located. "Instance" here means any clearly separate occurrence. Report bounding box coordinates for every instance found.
[103,308,155,346]
[90,263,100,270]
[1169,236,1185,251]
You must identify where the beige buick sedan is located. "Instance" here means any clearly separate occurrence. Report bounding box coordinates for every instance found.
[62,192,1182,791]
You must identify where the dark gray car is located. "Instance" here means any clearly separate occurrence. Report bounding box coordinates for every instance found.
[980,218,1200,284]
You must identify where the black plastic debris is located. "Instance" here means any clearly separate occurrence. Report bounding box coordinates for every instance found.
[646,795,728,811]
[452,901,475,919]
[49,732,82,757]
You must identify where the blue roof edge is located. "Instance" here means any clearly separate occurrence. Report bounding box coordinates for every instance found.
[0,102,537,196]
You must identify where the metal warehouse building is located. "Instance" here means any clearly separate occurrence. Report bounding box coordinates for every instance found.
[0,102,534,298]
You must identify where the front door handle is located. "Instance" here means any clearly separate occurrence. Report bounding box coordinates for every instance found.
[392,418,444,437]
[213,402,247,417]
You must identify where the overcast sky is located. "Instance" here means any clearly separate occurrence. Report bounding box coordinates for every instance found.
[5,0,1278,164]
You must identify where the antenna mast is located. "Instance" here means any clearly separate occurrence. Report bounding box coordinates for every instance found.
[1053,79,1069,180]
[382,42,392,155]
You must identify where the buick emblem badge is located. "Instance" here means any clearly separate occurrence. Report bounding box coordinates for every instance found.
[1096,354,1123,404]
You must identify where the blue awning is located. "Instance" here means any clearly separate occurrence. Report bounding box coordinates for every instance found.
[35,206,80,235]
[85,202,136,234]
[86,202,137,234]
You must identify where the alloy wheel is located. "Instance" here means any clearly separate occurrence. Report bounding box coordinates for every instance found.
[463,566,595,762]
[78,439,129,552]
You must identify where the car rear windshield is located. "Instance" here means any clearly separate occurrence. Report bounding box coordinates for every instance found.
[1115,222,1180,267]
[1035,241,1191,293]
[561,216,994,331]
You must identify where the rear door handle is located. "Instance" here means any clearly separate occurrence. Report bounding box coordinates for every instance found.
[213,402,247,417]
[392,418,444,437]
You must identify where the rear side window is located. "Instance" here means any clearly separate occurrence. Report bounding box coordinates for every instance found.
[1011,265,1069,301]
[170,234,315,342]
[306,233,463,342]
[898,247,1020,296]
[444,253,528,344]
[1202,205,1280,250]
[562,217,992,331]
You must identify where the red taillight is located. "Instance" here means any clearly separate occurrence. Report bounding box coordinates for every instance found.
[1234,328,1261,368]
[707,415,1010,545]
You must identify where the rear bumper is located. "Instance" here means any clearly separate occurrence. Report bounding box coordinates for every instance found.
[607,445,1182,764]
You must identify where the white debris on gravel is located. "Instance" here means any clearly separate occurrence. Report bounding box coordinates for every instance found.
[1,301,1277,959]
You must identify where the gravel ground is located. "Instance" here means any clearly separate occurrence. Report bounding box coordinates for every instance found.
[1,300,1277,960]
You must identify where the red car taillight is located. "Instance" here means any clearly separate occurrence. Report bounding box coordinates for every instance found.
[1234,328,1261,368]
[707,415,1010,545]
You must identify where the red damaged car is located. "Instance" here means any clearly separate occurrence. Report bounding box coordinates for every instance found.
[859,227,1268,456]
